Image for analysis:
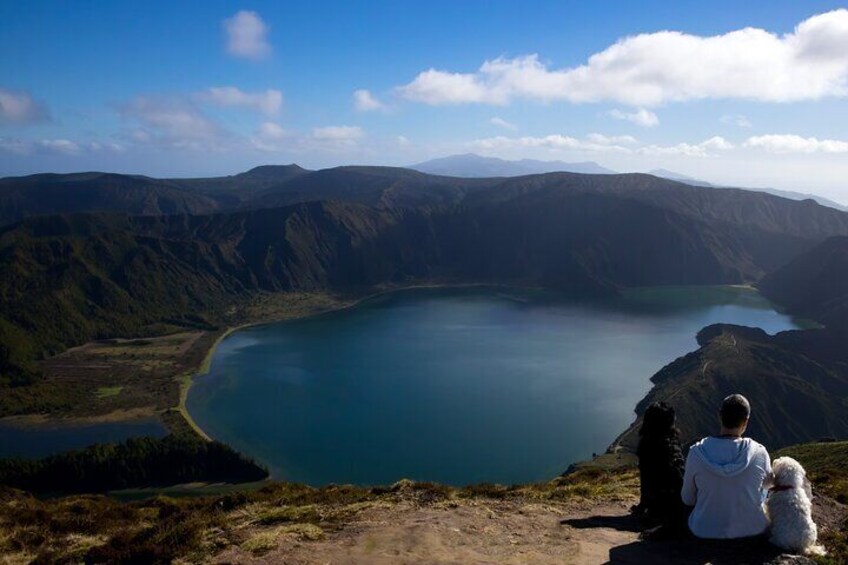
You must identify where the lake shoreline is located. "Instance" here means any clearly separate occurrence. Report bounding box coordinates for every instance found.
[183,283,802,486]
[166,282,804,445]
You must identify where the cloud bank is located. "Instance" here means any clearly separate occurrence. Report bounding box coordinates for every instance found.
[745,134,848,153]
[471,134,733,157]
[397,9,848,107]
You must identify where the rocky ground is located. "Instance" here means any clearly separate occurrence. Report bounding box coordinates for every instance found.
[210,482,843,565]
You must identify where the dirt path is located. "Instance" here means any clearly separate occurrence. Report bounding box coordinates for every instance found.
[213,498,638,564]
[211,493,841,564]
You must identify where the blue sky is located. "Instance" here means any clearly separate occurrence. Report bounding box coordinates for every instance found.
[2,1,848,203]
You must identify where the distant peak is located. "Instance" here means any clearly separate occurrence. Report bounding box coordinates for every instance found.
[409,154,615,178]
[243,164,307,175]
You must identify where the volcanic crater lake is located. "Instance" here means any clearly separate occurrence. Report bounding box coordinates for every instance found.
[187,286,802,486]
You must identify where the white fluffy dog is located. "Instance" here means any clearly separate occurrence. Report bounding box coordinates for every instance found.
[765,456,825,556]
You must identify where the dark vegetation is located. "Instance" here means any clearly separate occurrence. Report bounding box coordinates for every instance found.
[0,435,267,495]
[615,325,848,452]
[3,166,848,388]
[615,231,848,453]
[760,235,848,332]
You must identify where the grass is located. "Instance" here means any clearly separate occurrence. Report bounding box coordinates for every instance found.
[94,386,123,398]
[0,466,639,563]
[776,441,848,564]
[776,441,848,503]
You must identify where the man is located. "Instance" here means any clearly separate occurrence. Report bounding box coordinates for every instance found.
[681,394,772,539]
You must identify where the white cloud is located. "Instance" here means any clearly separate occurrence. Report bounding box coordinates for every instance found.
[396,10,848,107]
[397,135,411,147]
[608,108,659,127]
[223,11,271,60]
[121,96,224,150]
[745,134,848,153]
[639,136,734,157]
[353,89,385,111]
[489,116,517,131]
[38,139,82,154]
[0,88,50,124]
[471,133,732,158]
[251,122,289,151]
[587,133,638,145]
[471,134,632,153]
[196,87,282,116]
[311,125,364,142]
[399,68,496,105]
[720,114,753,128]
[0,137,122,156]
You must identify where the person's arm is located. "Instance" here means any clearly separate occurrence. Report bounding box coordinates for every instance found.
[681,447,698,506]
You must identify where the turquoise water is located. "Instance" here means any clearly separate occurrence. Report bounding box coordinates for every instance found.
[187,286,801,486]
[0,417,167,459]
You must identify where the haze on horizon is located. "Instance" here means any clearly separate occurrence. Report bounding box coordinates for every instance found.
[2,1,848,204]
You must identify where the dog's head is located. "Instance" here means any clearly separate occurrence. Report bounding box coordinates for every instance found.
[772,456,812,498]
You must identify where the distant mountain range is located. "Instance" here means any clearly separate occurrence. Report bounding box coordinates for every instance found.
[406,155,846,212]
[2,160,844,228]
[410,153,615,177]
[648,168,848,212]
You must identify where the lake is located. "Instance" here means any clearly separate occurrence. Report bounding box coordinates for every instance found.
[187,286,802,486]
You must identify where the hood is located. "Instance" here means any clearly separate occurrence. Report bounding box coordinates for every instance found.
[689,437,758,478]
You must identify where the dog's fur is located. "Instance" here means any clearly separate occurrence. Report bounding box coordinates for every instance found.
[765,457,825,556]
[634,402,687,531]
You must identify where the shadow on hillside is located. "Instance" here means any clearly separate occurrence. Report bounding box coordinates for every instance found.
[563,515,790,564]
[560,514,641,533]
[607,538,787,565]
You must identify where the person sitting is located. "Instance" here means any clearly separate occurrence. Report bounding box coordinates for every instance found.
[633,401,688,536]
[681,394,773,539]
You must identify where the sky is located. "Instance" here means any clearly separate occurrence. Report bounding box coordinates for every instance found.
[2,1,848,203]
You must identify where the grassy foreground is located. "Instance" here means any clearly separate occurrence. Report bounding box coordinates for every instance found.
[0,467,638,563]
[1,441,846,563]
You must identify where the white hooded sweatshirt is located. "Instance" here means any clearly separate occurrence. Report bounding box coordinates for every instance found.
[681,436,772,539]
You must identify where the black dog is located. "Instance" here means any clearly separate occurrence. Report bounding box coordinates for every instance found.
[633,401,688,535]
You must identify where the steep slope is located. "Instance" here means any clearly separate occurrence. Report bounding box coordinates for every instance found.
[615,324,848,452]
[3,168,848,387]
[0,187,821,380]
[251,165,498,210]
[759,236,848,332]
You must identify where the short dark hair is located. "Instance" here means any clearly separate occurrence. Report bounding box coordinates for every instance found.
[720,394,751,428]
